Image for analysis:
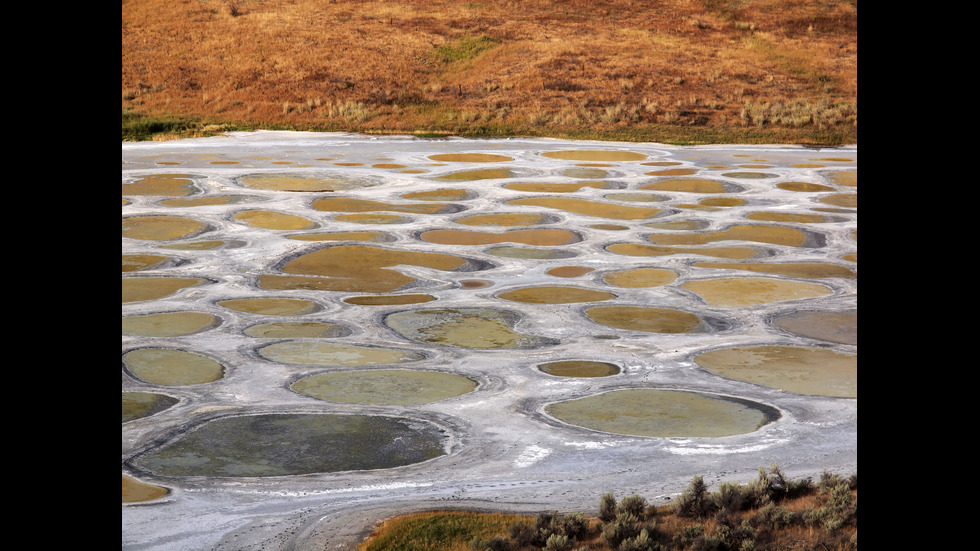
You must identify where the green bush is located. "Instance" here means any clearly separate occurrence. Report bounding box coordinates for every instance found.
[677,476,716,519]
[599,493,618,522]
[618,495,649,520]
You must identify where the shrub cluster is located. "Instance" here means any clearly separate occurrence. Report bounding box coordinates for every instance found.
[468,465,855,551]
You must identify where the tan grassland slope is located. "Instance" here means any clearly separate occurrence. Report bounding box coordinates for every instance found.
[121,0,856,143]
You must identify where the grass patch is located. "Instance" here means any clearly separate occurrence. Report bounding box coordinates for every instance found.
[360,511,529,551]
[433,35,501,64]
[122,111,244,141]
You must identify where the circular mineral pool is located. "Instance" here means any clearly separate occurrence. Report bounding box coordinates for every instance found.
[428,153,514,163]
[541,150,647,162]
[122,254,170,272]
[537,360,619,378]
[585,306,709,334]
[122,215,209,241]
[681,277,833,307]
[130,413,449,477]
[344,294,437,306]
[693,345,856,397]
[259,341,426,366]
[122,475,169,503]
[770,309,857,345]
[122,277,207,303]
[123,392,179,423]
[291,369,476,405]
[123,348,225,386]
[545,389,779,437]
[122,311,220,337]
[602,268,677,288]
[496,286,616,304]
[385,308,557,349]
[244,321,352,339]
[232,210,318,230]
[237,173,379,192]
[122,174,196,197]
[217,297,320,316]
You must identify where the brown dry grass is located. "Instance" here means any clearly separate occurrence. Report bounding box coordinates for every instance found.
[122,0,856,143]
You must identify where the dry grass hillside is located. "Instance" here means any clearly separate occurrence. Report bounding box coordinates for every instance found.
[121,0,857,144]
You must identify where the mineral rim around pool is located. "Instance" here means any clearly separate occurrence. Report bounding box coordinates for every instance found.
[545,389,779,437]
[385,308,557,349]
[129,413,449,477]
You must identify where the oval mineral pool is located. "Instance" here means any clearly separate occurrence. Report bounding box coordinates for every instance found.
[122,475,169,503]
[312,196,460,215]
[244,321,352,339]
[334,213,406,224]
[122,215,209,241]
[218,297,320,316]
[819,194,857,208]
[260,245,475,294]
[123,392,179,423]
[639,178,732,193]
[777,181,835,193]
[537,360,619,378]
[585,306,709,334]
[435,168,516,181]
[643,220,709,231]
[541,150,646,162]
[545,389,778,437]
[130,413,448,477]
[562,168,608,179]
[682,277,833,307]
[122,254,169,272]
[745,212,833,223]
[454,213,551,226]
[343,294,437,306]
[486,246,577,259]
[459,279,492,289]
[606,243,760,260]
[504,181,609,193]
[428,153,514,162]
[232,210,318,230]
[645,168,698,176]
[602,268,678,288]
[824,170,857,186]
[159,195,253,207]
[647,225,813,247]
[122,311,219,337]
[546,266,595,278]
[691,261,855,279]
[158,240,226,250]
[258,341,425,366]
[721,172,777,179]
[506,197,661,220]
[497,286,616,304]
[237,173,379,192]
[122,277,207,303]
[402,189,472,201]
[291,369,476,405]
[771,309,857,345]
[287,231,393,243]
[123,348,225,386]
[122,174,196,197]
[693,345,857,397]
[420,229,580,246]
[385,308,557,349]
